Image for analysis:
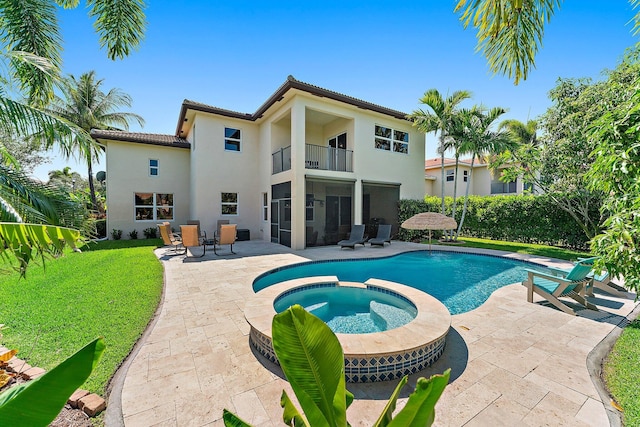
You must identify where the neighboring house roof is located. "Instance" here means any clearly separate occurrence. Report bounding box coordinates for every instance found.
[91,129,190,149]
[424,156,488,170]
[175,75,410,135]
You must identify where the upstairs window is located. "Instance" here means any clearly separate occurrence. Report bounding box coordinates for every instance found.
[463,170,468,182]
[446,170,455,182]
[221,192,238,215]
[149,159,159,176]
[225,127,241,151]
[375,125,409,154]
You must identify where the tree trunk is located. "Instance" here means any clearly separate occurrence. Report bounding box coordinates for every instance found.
[451,154,460,240]
[456,156,475,239]
[87,161,98,213]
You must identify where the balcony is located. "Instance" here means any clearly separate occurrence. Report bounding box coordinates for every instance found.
[272,144,354,174]
[272,146,292,174]
[305,144,353,172]
[491,181,517,194]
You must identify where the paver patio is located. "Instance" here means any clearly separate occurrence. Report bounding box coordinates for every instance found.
[110,240,638,426]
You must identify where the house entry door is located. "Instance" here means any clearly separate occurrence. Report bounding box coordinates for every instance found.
[325,195,351,244]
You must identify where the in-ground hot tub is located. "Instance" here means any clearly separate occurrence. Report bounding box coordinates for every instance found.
[244,276,451,383]
[273,283,418,334]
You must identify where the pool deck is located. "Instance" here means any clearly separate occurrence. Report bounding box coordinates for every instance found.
[108,240,639,427]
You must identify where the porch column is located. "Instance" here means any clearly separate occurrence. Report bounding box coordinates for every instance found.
[290,101,306,250]
[353,179,363,226]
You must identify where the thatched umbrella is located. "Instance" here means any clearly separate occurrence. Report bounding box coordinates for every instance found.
[401,212,458,252]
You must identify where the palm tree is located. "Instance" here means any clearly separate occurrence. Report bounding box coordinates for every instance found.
[497,119,539,192]
[409,89,472,233]
[450,106,514,239]
[0,1,146,272]
[48,71,144,212]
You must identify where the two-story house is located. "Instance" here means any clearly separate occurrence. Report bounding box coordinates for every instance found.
[424,157,531,197]
[92,76,426,250]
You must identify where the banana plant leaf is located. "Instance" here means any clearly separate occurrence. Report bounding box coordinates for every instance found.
[223,408,252,427]
[373,375,408,427]
[0,337,105,425]
[272,304,348,427]
[388,369,451,427]
[0,222,81,276]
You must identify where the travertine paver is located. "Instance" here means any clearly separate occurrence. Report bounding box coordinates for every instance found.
[117,241,638,427]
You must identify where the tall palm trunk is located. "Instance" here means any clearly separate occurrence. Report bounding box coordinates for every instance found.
[86,158,98,213]
[450,153,460,240]
[438,134,449,240]
[455,156,475,238]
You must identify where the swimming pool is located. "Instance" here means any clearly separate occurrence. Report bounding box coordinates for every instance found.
[253,250,551,315]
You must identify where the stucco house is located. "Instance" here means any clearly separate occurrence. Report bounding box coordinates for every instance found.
[91,76,426,250]
[424,157,531,197]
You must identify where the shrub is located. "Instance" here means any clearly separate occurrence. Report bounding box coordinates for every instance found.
[111,229,122,240]
[143,227,157,239]
[398,194,598,250]
[95,219,106,239]
[128,229,138,240]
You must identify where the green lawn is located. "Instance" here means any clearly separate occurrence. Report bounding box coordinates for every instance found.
[604,319,640,426]
[433,236,591,261]
[0,238,164,394]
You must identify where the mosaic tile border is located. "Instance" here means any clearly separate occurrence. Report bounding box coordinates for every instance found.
[249,326,446,383]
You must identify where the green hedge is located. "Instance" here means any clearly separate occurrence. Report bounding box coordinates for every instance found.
[398,195,596,250]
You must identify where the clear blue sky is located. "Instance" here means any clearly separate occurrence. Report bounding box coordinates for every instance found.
[33,0,638,181]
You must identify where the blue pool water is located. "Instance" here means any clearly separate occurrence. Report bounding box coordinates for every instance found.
[254,251,551,315]
[273,285,417,334]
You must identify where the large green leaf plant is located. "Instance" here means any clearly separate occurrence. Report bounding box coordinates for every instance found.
[0,337,105,426]
[224,305,450,426]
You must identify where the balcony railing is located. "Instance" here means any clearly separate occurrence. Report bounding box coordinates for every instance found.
[272,146,292,174]
[491,181,517,194]
[272,144,354,174]
[305,144,353,172]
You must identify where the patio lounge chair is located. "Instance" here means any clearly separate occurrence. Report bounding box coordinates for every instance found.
[180,224,206,258]
[548,257,630,298]
[158,223,183,253]
[187,219,207,239]
[215,224,237,255]
[338,225,366,249]
[368,224,392,247]
[523,259,598,315]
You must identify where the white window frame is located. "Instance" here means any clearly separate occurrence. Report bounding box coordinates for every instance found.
[375,125,409,154]
[262,193,268,221]
[134,192,174,221]
[463,170,469,182]
[446,170,455,182]
[149,159,159,176]
[224,127,242,152]
[221,192,239,216]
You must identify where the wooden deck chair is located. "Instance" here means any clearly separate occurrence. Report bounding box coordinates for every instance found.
[523,259,598,315]
[214,224,237,255]
[158,223,183,253]
[180,225,206,258]
[338,225,366,249]
[575,257,630,298]
[368,224,392,247]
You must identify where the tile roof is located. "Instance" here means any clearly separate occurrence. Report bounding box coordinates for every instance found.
[176,75,410,135]
[424,157,487,169]
[91,130,190,149]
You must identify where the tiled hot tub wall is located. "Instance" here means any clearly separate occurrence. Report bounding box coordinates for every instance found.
[249,327,446,383]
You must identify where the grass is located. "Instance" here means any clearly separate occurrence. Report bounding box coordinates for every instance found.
[432,236,591,261]
[604,319,640,426]
[0,238,164,394]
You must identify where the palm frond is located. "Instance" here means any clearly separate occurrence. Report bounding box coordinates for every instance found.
[87,0,147,60]
[0,0,62,104]
[455,0,562,84]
